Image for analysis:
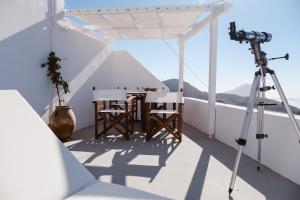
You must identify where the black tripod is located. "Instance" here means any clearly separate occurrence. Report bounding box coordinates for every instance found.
[228,22,300,195]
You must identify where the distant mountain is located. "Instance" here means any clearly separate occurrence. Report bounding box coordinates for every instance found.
[163,79,208,100]
[225,84,252,97]
[162,79,300,115]
[288,99,300,109]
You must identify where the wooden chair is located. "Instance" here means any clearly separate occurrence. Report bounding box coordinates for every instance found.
[145,92,184,142]
[92,89,136,140]
[110,95,137,133]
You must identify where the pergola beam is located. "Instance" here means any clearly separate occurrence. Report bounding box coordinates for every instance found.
[65,4,222,16]
[178,38,185,93]
[182,15,211,42]
[181,3,231,42]
[208,16,218,136]
[180,3,231,136]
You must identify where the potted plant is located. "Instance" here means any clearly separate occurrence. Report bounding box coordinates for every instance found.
[41,52,76,141]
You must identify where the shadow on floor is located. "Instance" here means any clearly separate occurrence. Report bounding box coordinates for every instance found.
[183,124,300,200]
[66,123,300,200]
[67,125,179,185]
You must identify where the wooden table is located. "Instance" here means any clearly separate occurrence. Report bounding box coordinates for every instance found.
[126,91,147,132]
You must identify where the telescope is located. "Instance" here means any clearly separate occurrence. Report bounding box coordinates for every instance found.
[227,21,300,197]
[229,22,272,43]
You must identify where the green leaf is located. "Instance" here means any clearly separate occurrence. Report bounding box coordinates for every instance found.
[41,51,70,96]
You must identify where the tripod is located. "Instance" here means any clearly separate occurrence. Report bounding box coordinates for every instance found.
[228,40,300,195]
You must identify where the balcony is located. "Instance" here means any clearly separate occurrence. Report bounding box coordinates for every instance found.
[66,122,300,200]
[64,97,300,200]
[1,1,300,199]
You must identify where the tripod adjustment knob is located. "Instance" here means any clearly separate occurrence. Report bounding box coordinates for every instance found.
[269,53,289,61]
[271,85,275,90]
[256,134,268,139]
[259,85,275,92]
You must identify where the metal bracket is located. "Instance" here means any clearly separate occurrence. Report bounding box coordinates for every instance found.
[235,138,247,146]
[256,133,268,139]
[259,85,275,92]
[257,102,278,106]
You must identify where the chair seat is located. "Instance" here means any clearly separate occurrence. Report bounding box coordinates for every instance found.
[112,103,125,107]
[100,109,126,113]
[110,103,125,108]
[150,110,178,114]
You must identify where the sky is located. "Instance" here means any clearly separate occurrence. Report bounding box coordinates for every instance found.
[65,0,300,99]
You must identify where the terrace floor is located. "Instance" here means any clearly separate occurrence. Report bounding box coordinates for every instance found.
[65,123,300,200]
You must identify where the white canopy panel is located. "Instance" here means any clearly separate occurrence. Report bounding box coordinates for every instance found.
[66,5,221,40]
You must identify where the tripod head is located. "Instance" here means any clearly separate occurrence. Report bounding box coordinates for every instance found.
[229,22,273,68]
[229,22,290,70]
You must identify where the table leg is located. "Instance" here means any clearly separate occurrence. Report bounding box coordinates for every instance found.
[141,95,146,132]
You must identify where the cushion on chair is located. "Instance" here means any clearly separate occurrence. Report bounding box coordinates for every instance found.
[150,110,178,114]
[100,109,126,113]
[93,90,127,101]
[0,91,96,200]
[145,92,183,104]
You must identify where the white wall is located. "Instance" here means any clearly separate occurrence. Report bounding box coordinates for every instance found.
[50,34,168,130]
[0,0,168,131]
[0,0,53,117]
[0,0,49,42]
[0,90,96,200]
[50,40,167,130]
[184,98,209,133]
[184,97,300,185]
[52,27,113,129]
[0,0,112,130]
[110,51,169,91]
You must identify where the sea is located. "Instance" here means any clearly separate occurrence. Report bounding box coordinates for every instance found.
[274,98,300,109]
[288,99,300,109]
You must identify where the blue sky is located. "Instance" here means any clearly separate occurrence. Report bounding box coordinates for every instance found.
[65,0,300,98]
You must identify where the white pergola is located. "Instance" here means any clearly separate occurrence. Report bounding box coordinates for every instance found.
[65,3,231,136]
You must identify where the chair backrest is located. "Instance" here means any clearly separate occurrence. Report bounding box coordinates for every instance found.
[145,92,184,104]
[93,89,127,101]
[0,91,96,200]
[143,87,157,92]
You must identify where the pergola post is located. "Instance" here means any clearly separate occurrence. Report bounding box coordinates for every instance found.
[178,37,185,92]
[208,16,218,137]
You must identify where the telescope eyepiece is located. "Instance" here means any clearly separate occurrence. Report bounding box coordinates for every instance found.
[229,22,239,41]
[229,22,236,33]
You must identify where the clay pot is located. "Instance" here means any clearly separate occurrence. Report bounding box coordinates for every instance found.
[49,106,76,142]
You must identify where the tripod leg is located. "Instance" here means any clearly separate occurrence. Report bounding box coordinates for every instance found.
[256,73,266,171]
[257,100,263,171]
[270,72,300,142]
[229,73,261,195]
[257,136,262,171]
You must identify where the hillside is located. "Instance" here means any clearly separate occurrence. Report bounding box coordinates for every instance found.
[225,83,252,97]
[162,79,300,115]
